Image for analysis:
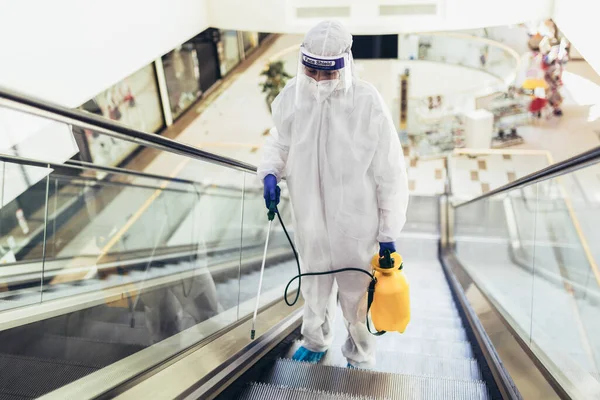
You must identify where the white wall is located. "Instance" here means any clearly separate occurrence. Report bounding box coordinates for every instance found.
[0,0,209,107]
[209,0,552,34]
[554,0,600,75]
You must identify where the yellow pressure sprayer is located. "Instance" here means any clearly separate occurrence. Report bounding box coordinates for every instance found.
[369,250,410,333]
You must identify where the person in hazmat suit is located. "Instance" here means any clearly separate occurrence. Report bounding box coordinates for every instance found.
[258,21,409,369]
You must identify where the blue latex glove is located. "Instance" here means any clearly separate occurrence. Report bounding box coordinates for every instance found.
[379,242,396,256]
[263,174,280,210]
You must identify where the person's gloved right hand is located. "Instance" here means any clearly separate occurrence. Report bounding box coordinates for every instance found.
[263,174,280,210]
[379,242,396,256]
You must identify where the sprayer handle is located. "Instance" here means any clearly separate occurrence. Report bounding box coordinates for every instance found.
[267,201,277,221]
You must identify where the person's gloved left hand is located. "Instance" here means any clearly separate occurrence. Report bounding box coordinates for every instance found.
[379,242,396,256]
[263,174,280,210]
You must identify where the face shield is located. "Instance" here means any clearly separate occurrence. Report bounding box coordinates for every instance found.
[295,46,354,104]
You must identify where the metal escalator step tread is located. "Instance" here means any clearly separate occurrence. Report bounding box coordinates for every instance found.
[290,337,473,362]
[410,315,464,329]
[240,382,377,399]
[0,393,30,400]
[332,326,467,344]
[309,336,474,359]
[263,359,490,400]
[411,298,457,308]
[0,353,98,398]
[320,347,482,381]
[411,306,459,318]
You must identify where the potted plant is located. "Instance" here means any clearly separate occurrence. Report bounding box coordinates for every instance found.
[260,61,292,111]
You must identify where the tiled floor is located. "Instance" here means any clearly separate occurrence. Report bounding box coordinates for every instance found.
[449,151,550,200]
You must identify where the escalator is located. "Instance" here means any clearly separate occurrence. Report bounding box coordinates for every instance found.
[1,87,600,399]
[200,197,501,400]
[233,246,492,399]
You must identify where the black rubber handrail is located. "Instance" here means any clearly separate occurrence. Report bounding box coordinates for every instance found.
[0,86,257,173]
[454,145,600,208]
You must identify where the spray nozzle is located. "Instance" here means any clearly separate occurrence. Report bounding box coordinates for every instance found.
[267,201,277,221]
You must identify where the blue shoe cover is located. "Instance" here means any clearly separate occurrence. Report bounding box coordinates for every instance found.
[292,346,326,363]
[347,363,358,369]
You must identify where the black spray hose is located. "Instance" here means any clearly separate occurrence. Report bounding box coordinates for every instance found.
[275,208,384,336]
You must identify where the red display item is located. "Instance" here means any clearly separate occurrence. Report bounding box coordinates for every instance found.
[529,97,547,113]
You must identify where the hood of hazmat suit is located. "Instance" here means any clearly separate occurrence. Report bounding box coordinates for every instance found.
[257,20,409,368]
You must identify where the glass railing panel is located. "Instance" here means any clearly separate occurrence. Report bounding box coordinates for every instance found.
[528,176,600,396]
[0,159,248,397]
[454,163,600,398]
[0,161,50,311]
[454,185,537,344]
[560,163,600,283]
[0,96,305,396]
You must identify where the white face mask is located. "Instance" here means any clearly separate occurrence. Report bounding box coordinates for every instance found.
[300,74,340,103]
[316,79,340,102]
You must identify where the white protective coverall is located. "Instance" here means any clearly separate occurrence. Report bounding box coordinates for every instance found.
[257,21,409,368]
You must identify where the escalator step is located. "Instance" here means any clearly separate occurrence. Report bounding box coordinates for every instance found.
[0,353,97,398]
[287,341,480,380]
[240,382,376,399]
[327,348,481,381]
[331,324,467,344]
[263,359,489,399]
[0,393,30,400]
[410,313,464,330]
[411,305,459,319]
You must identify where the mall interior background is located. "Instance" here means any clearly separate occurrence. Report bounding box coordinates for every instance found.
[0,2,600,398]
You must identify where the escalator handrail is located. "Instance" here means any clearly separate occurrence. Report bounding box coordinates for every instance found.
[454,145,600,208]
[0,153,201,187]
[0,153,267,197]
[0,86,257,173]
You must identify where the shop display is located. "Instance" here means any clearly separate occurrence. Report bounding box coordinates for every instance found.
[399,70,409,131]
[191,29,221,93]
[409,96,465,157]
[486,88,529,148]
[83,64,163,167]
[162,43,202,120]
[522,20,569,117]
[240,31,259,56]
[218,30,242,76]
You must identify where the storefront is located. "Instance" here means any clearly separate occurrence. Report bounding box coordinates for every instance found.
[218,30,242,77]
[81,64,164,167]
[78,28,271,167]
[162,43,202,120]
[240,31,259,57]
[191,29,221,93]
[258,33,271,44]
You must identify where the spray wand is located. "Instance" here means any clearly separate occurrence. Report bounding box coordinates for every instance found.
[250,201,277,340]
